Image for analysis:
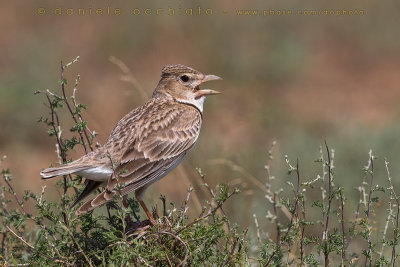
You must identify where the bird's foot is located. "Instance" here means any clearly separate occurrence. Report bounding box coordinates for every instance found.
[125,219,152,235]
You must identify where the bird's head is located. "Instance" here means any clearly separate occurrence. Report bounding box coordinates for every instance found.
[153,64,222,111]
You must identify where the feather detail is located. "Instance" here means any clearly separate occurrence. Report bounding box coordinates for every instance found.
[75,154,187,214]
[71,180,103,208]
[40,164,91,179]
[75,189,116,215]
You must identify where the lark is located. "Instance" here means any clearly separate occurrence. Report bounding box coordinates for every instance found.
[40,64,221,224]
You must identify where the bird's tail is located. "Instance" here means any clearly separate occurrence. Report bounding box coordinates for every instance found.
[71,180,103,208]
[40,163,90,180]
[75,189,116,215]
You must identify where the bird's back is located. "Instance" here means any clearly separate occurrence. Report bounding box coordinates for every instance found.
[101,97,202,163]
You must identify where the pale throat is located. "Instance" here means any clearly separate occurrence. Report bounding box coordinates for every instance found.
[174,92,205,112]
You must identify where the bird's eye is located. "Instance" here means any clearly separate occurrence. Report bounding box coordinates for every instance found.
[180,75,189,82]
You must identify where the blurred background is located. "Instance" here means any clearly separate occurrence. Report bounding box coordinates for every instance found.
[1,0,400,243]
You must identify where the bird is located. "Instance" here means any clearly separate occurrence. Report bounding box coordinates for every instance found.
[40,64,222,224]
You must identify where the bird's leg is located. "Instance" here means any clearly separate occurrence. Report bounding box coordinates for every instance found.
[135,188,156,225]
[138,200,156,225]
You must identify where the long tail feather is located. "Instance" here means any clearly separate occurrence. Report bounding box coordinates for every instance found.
[40,164,90,179]
[71,180,103,208]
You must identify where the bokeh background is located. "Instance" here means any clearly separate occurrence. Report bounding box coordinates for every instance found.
[1,0,400,242]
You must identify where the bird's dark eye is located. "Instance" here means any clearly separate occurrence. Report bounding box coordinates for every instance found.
[180,75,189,82]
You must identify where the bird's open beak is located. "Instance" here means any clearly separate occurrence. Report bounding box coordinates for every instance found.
[195,74,222,99]
[202,74,222,83]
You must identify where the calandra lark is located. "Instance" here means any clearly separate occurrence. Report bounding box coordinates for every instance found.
[40,64,221,224]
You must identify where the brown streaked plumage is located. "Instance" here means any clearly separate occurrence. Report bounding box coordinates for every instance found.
[40,64,222,224]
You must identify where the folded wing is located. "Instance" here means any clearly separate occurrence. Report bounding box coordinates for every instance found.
[76,102,201,214]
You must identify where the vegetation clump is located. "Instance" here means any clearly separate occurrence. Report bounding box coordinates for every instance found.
[1,58,400,266]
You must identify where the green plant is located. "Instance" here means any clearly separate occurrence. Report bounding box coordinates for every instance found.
[252,142,400,266]
[0,57,246,266]
[2,57,400,266]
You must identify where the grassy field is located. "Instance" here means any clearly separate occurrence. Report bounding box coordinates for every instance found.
[2,59,400,265]
[1,0,400,265]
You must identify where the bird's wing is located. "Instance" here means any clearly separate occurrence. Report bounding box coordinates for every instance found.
[75,154,186,215]
[75,102,201,215]
[108,102,202,189]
